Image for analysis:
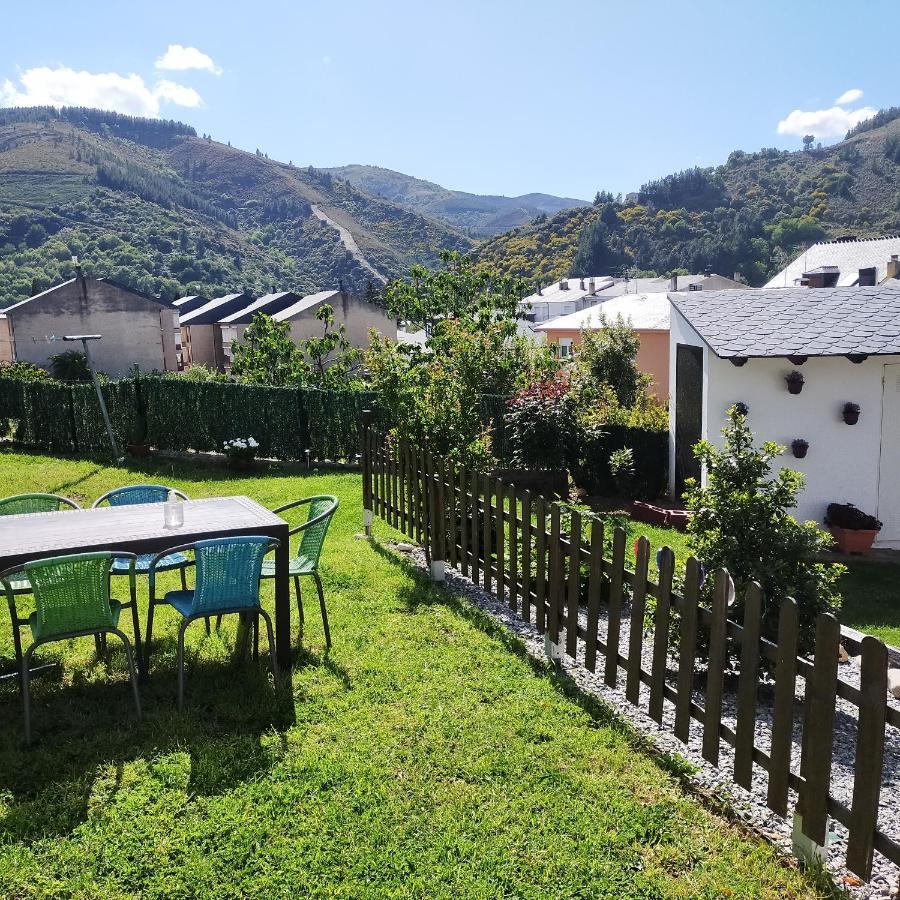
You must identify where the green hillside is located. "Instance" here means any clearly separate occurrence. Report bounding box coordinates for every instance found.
[474,110,900,287]
[323,164,589,237]
[0,107,472,307]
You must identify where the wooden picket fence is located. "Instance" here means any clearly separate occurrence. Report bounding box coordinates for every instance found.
[361,421,900,882]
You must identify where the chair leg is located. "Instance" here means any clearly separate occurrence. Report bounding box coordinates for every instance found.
[177,620,188,711]
[294,575,304,630]
[129,602,143,675]
[21,644,36,745]
[258,609,279,688]
[144,601,156,673]
[94,633,104,658]
[215,614,223,632]
[111,628,142,720]
[313,572,331,649]
[252,615,260,661]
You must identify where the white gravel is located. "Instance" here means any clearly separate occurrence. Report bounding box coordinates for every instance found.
[390,541,900,899]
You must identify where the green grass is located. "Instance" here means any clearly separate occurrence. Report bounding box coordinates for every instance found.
[0,450,829,898]
[838,562,900,648]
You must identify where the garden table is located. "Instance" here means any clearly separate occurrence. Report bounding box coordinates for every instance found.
[0,496,292,669]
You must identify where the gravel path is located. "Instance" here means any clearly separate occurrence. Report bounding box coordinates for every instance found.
[391,542,900,898]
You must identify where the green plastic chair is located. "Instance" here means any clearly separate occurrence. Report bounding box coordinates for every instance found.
[0,552,142,744]
[0,494,81,596]
[261,496,339,648]
[145,535,281,709]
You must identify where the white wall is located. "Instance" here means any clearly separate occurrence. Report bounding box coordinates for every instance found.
[669,307,900,545]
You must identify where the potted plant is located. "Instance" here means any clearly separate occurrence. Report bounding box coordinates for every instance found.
[785,370,805,394]
[734,401,749,416]
[842,402,860,425]
[790,438,809,459]
[826,502,882,555]
[223,436,259,470]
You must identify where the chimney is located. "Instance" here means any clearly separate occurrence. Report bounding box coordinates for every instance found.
[858,266,877,286]
[588,277,595,294]
[536,282,542,296]
[579,277,585,291]
[670,274,678,291]
[887,255,900,281]
[559,278,569,290]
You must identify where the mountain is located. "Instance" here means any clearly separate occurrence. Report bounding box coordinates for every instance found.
[473,110,900,287]
[322,164,589,237]
[0,106,472,308]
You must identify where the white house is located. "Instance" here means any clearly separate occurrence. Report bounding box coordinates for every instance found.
[765,235,900,288]
[667,283,900,547]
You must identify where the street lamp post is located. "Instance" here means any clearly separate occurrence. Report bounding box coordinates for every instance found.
[62,334,122,461]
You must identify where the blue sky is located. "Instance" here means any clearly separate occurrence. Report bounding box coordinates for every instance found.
[2,0,896,200]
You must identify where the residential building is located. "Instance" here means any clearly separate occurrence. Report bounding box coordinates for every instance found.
[519,276,615,325]
[764,235,900,288]
[216,292,304,371]
[269,289,397,349]
[0,269,178,376]
[178,293,252,368]
[667,283,900,547]
[536,292,672,398]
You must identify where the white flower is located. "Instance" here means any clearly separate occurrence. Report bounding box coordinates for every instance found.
[248,438,259,449]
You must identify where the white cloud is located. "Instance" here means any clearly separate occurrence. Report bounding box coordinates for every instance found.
[777,103,877,140]
[0,66,204,117]
[155,44,221,75]
[154,79,203,108]
[835,88,863,105]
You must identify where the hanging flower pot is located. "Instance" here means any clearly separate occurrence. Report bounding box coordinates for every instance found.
[733,402,749,416]
[785,370,805,394]
[842,402,860,425]
[791,438,809,459]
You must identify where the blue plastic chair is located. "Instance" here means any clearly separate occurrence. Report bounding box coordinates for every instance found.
[145,535,280,709]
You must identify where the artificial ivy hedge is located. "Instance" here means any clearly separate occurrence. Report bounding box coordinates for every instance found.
[574,425,669,499]
[0,376,376,462]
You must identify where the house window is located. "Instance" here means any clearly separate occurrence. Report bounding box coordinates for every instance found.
[559,338,574,359]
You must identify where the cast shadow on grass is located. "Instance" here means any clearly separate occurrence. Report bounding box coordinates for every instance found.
[0,623,345,843]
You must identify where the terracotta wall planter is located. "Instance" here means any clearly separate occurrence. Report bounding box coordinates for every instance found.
[829,525,879,556]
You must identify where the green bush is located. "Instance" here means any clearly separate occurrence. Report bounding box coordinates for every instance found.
[574,425,668,499]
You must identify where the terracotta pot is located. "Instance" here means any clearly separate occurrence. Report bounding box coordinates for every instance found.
[829,526,879,556]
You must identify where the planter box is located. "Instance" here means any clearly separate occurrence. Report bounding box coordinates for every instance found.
[489,468,568,498]
[667,510,691,531]
[829,525,879,556]
[631,501,670,527]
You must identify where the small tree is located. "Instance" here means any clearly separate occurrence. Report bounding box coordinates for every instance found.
[684,408,842,655]
[802,134,815,151]
[297,304,361,388]
[49,349,91,382]
[572,314,650,407]
[230,314,305,386]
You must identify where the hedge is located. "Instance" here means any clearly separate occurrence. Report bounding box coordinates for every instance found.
[0,376,376,463]
[574,425,669,499]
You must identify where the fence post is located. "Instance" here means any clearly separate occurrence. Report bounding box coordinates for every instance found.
[428,452,445,582]
[361,409,373,536]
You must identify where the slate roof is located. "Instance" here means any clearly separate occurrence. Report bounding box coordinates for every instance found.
[179,293,251,325]
[271,290,342,322]
[669,284,900,358]
[218,292,302,324]
[764,235,900,288]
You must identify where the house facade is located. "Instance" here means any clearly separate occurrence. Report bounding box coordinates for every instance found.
[668,284,900,547]
[0,271,178,376]
[178,293,251,368]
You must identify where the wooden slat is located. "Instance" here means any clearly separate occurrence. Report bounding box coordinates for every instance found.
[648,545,674,723]
[435,454,446,562]
[508,487,518,613]
[470,472,480,584]
[734,582,763,789]
[548,503,562,644]
[702,569,732,766]
[799,613,840,847]
[459,470,469,577]
[410,444,420,543]
[422,451,433,564]
[604,528,626,687]
[625,536,650,704]
[397,440,406,534]
[443,459,456,566]
[494,477,505,601]
[846,635,889,879]
[534,496,547,634]
[565,510,582,658]
[521,490,532,623]
[482,475,492,592]
[387,441,395,527]
[767,597,799,817]
[674,556,700,742]
[584,520,604,672]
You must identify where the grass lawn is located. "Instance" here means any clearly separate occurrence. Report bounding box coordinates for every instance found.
[0,450,831,898]
[838,562,900,648]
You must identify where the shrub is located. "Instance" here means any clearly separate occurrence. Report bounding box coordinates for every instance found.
[684,408,843,657]
[49,349,91,382]
[504,373,584,470]
[0,361,51,382]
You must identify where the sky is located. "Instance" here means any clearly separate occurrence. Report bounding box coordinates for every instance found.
[1,0,896,201]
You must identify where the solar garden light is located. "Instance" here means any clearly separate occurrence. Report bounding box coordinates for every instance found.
[63,334,122,462]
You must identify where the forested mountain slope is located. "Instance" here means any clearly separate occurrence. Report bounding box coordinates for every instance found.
[473,110,900,287]
[323,164,589,237]
[0,107,471,307]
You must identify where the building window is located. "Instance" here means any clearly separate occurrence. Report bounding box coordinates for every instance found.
[559,339,574,359]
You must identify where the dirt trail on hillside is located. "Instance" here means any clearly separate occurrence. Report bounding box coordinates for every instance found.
[310,205,387,284]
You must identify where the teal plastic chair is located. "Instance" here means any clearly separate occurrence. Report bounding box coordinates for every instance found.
[0,494,81,596]
[145,535,280,709]
[93,485,191,583]
[260,496,338,648]
[0,552,142,744]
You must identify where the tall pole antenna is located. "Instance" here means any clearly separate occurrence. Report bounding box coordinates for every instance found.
[63,334,121,461]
